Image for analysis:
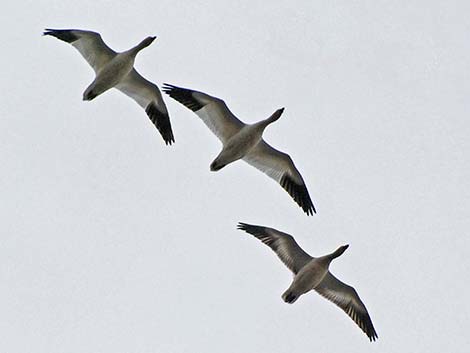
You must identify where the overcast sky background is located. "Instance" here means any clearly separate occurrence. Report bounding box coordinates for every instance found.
[1,1,469,352]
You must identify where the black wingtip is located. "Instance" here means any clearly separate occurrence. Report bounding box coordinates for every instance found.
[368,329,378,342]
[280,174,316,216]
[162,83,205,112]
[43,28,79,43]
[145,102,175,145]
[237,222,260,234]
[357,305,378,342]
[43,29,55,37]
[237,223,268,240]
[369,322,378,341]
[237,222,251,231]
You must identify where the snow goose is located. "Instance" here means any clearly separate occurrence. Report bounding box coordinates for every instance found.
[238,222,378,341]
[162,84,315,215]
[43,29,174,145]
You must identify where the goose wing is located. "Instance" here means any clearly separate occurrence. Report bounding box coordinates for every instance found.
[162,84,244,143]
[43,28,116,73]
[116,70,174,145]
[315,272,378,341]
[243,141,315,215]
[237,223,313,274]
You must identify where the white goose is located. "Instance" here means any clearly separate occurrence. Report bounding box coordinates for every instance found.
[44,29,174,145]
[238,222,378,341]
[163,84,315,215]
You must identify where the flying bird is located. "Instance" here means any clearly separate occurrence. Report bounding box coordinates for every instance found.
[238,222,378,341]
[163,84,315,215]
[43,29,174,145]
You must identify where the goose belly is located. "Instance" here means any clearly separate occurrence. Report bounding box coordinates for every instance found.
[92,56,134,95]
[291,261,328,295]
[219,130,261,163]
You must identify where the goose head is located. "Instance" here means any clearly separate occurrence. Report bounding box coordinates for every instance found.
[256,107,285,131]
[83,87,98,101]
[140,36,156,48]
[131,36,157,54]
[268,107,284,123]
[332,244,349,259]
[210,159,226,171]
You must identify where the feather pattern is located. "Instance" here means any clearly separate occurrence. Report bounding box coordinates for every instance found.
[243,141,315,215]
[44,29,116,73]
[162,84,244,143]
[315,272,378,341]
[237,223,313,274]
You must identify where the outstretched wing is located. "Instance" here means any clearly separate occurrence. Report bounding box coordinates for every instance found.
[162,84,244,143]
[315,272,378,341]
[44,28,116,72]
[117,70,174,145]
[243,141,315,215]
[237,223,313,274]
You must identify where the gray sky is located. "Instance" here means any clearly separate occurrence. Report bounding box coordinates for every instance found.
[1,0,470,352]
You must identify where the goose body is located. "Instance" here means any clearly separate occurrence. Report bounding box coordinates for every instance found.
[44,29,174,145]
[238,222,378,341]
[210,109,283,171]
[163,84,315,215]
[82,48,137,101]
